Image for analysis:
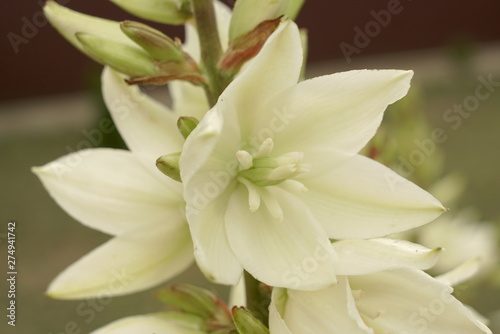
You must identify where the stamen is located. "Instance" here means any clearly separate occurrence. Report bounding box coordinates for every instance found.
[254,138,274,158]
[268,164,297,180]
[236,150,253,170]
[238,177,261,211]
[280,179,309,193]
[260,188,283,221]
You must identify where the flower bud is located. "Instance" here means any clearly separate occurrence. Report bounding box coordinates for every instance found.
[229,0,305,42]
[232,307,270,334]
[156,285,233,326]
[43,1,134,55]
[177,116,199,139]
[220,17,281,76]
[76,33,157,77]
[120,21,185,62]
[108,0,192,25]
[156,152,182,182]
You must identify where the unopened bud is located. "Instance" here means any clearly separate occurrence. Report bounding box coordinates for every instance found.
[156,285,231,324]
[43,1,134,56]
[232,307,270,334]
[220,17,281,76]
[156,152,182,182]
[177,116,199,139]
[284,0,306,20]
[120,21,185,62]
[109,0,192,25]
[76,33,157,77]
[229,0,287,42]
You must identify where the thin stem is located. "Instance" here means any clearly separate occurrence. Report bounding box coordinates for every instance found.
[192,0,224,106]
[244,271,271,326]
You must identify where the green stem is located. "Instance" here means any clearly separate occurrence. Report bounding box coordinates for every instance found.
[192,0,224,106]
[244,271,271,326]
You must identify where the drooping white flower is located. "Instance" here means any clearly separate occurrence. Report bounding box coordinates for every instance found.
[269,240,492,334]
[180,19,445,290]
[32,67,194,299]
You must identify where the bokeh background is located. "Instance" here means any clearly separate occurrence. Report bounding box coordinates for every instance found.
[1,0,500,333]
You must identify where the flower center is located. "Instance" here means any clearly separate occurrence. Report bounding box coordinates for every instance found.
[235,138,309,220]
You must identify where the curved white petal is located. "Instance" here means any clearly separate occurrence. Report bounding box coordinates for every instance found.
[269,293,293,334]
[102,67,183,162]
[435,258,481,287]
[262,70,413,160]
[185,188,243,285]
[33,148,182,235]
[272,279,373,334]
[301,154,445,239]
[220,20,302,139]
[349,269,492,334]
[47,218,193,299]
[335,238,441,275]
[91,313,204,334]
[225,185,338,290]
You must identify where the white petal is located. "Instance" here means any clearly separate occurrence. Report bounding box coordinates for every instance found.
[349,269,492,334]
[47,218,193,299]
[301,154,445,239]
[102,67,183,162]
[229,276,247,307]
[272,279,373,334]
[91,313,204,334]
[270,288,295,334]
[263,70,413,160]
[435,258,481,286]
[185,189,243,285]
[220,20,302,139]
[335,238,441,275]
[32,148,182,235]
[225,185,338,290]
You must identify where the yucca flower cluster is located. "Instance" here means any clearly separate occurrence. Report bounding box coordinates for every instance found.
[34,1,493,333]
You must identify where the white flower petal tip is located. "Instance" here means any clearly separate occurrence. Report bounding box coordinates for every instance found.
[46,221,193,300]
[335,239,442,276]
[436,257,482,286]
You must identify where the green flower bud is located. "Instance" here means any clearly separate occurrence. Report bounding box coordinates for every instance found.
[108,0,192,25]
[156,152,182,182]
[76,33,157,77]
[177,116,199,139]
[229,0,286,41]
[284,0,306,20]
[232,307,270,334]
[43,1,134,56]
[120,21,185,62]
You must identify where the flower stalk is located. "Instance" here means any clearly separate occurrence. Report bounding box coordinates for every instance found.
[191,0,225,106]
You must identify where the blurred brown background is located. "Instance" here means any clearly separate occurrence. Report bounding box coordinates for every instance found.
[1,0,500,101]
